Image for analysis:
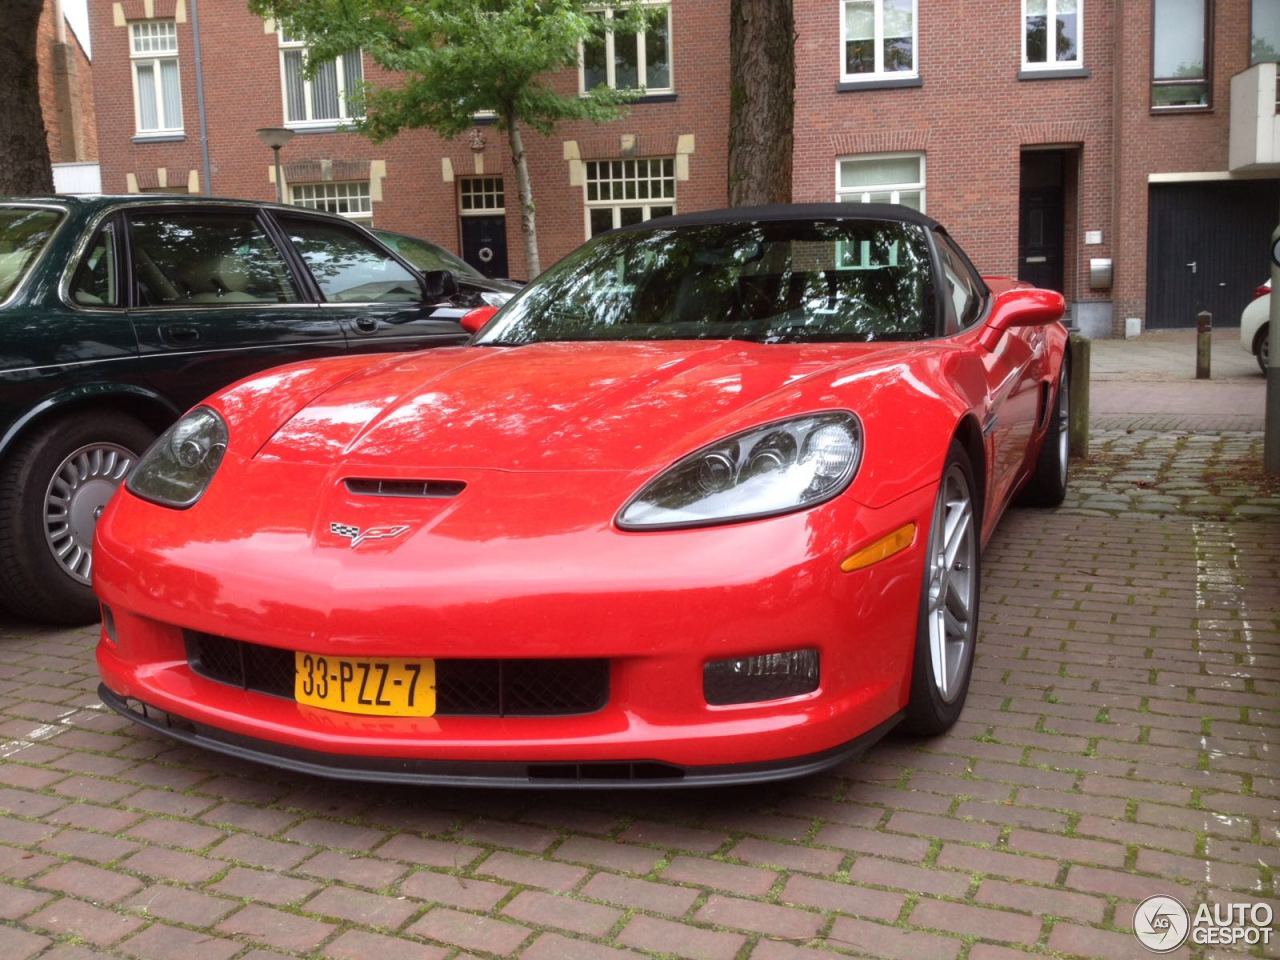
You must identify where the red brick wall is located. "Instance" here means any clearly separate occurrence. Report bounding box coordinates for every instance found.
[37,0,98,163]
[91,0,729,278]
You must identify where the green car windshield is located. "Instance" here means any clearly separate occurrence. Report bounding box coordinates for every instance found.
[474,219,938,346]
[0,207,64,302]
[376,231,483,280]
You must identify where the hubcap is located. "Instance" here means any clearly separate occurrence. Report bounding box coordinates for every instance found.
[44,443,136,585]
[926,464,977,702]
[1057,369,1070,487]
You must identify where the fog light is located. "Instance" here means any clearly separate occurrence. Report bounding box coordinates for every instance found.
[704,649,820,705]
[101,604,118,644]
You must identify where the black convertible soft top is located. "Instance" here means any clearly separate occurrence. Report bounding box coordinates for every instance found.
[625,202,941,233]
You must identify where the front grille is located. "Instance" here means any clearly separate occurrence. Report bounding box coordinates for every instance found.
[185,632,608,717]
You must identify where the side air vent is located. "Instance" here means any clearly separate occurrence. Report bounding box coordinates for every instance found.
[345,478,466,499]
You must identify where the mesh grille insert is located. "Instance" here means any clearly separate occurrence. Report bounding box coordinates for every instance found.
[185,632,608,717]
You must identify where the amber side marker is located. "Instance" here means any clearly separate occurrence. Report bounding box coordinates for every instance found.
[840,522,917,572]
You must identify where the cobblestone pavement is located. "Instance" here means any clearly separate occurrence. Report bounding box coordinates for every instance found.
[1,435,1277,958]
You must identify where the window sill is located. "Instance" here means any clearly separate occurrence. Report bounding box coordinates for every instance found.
[578,91,677,103]
[132,133,185,143]
[1150,104,1213,114]
[836,76,922,92]
[285,122,360,135]
[1017,66,1089,81]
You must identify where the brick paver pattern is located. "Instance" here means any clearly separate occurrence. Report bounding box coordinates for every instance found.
[0,426,1276,960]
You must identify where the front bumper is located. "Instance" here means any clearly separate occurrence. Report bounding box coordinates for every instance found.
[95,468,934,782]
[99,684,901,788]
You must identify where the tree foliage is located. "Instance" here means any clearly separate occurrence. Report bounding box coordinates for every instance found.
[247,0,653,275]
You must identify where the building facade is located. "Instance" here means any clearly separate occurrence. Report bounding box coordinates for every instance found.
[90,0,1278,335]
[38,0,100,193]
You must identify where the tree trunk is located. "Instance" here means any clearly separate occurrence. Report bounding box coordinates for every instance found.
[0,0,54,195]
[727,0,794,207]
[504,113,541,278]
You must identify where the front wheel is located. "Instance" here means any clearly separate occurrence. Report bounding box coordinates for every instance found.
[0,413,154,624]
[1255,324,1270,375]
[902,441,981,736]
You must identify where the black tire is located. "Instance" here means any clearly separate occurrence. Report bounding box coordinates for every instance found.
[0,412,155,625]
[1016,362,1070,508]
[902,441,981,737]
[1255,324,1270,375]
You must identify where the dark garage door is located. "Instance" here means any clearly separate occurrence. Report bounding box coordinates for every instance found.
[1146,180,1279,328]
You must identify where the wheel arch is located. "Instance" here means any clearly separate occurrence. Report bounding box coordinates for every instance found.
[0,384,180,464]
[952,413,987,524]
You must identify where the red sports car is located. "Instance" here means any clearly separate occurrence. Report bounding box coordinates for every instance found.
[94,205,1069,787]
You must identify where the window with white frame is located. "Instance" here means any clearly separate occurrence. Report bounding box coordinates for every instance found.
[459,177,505,214]
[584,158,676,237]
[836,154,925,211]
[841,0,917,82]
[581,3,673,94]
[279,32,364,127]
[1023,0,1082,69]
[130,21,183,134]
[290,182,373,223]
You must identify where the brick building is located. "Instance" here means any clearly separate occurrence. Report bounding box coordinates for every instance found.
[89,0,1279,336]
[38,0,99,192]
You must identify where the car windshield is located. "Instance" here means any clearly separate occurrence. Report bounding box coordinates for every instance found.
[377,232,483,280]
[474,218,937,346]
[0,207,63,302]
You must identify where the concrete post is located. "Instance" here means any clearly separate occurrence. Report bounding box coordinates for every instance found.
[1068,334,1090,459]
[1195,311,1211,380]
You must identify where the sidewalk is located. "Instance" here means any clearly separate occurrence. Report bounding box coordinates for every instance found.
[0,331,1275,960]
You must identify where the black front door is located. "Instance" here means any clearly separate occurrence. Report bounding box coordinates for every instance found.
[1018,152,1066,293]
[1146,180,1280,328]
[461,215,509,279]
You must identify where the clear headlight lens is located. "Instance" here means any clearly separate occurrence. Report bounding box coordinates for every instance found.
[618,412,862,529]
[126,407,228,509]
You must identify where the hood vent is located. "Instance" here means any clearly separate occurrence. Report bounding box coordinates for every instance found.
[345,478,466,499]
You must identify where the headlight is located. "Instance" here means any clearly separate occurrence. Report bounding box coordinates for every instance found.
[126,407,228,509]
[617,412,862,529]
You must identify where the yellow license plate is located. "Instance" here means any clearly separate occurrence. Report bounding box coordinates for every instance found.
[294,653,436,717]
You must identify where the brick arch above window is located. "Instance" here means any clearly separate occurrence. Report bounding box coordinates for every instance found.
[112,0,186,27]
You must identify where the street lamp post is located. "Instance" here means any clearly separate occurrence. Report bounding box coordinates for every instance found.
[255,127,296,203]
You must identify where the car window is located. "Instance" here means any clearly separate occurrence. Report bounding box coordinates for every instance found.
[476,218,938,346]
[380,233,483,280]
[935,234,984,329]
[281,218,422,303]
[70,222,120,307]
[128,210,301,307]
[0,207,63,302]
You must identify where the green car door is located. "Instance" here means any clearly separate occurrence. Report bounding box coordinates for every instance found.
[124,205,348,410]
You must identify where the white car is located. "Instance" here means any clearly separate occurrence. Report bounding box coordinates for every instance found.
[1242,280,1271,372]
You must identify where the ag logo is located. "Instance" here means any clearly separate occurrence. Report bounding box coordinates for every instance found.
[1134,896,1190,952]
[329,522,410,549]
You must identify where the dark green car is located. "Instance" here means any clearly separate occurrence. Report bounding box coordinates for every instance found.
[0,196,471,625]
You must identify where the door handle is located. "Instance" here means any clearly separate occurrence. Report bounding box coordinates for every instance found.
[162,324,199,345]
[1186,261,1197,274]
[1217,282,1226,288]
[352,317,379,335]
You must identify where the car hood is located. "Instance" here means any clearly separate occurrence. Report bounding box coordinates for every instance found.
[253,340,927,472]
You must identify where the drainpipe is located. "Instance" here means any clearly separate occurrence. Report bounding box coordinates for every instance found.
[189,0,213,195]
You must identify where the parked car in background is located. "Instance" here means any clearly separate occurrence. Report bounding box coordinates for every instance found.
[373,229,521,311]
[95,204,1071,788]
[1241,279,1271,372]
[0,196,469,625]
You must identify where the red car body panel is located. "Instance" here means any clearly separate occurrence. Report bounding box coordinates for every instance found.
[94,304,1066,778]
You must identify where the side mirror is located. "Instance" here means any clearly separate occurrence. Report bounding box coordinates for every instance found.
[977,288,1065,352]
[460,305,499,334]
[421,269,460,302]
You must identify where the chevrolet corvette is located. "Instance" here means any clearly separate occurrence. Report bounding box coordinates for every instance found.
[94,204,1069,787]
